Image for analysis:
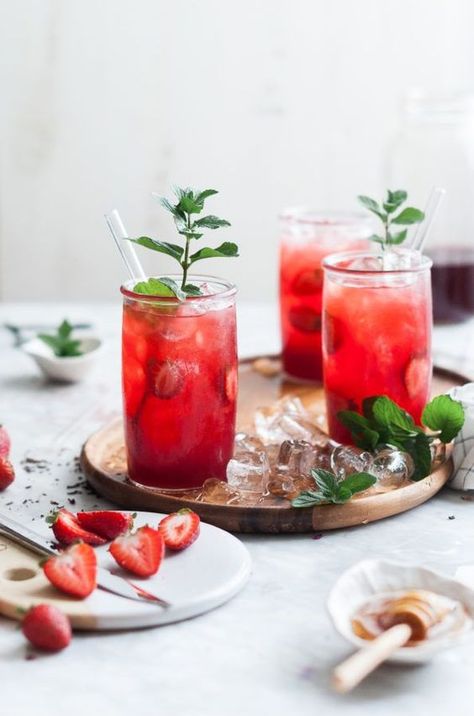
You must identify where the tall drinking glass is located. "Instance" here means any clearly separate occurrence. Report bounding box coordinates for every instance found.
[279,210,373,382]
[322,251,432,444]
[121,276,237,490]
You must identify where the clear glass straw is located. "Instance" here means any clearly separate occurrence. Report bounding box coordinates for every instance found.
[410,186,446,253]
[105,209,146,281]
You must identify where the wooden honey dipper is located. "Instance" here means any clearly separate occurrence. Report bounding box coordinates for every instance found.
[331,591,445,693]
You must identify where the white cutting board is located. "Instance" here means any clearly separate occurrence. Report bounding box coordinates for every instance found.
[0,511,251,630]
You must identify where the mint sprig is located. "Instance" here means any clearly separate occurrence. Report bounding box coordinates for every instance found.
[38,320,83,358]
[127,187,238,298]
[338,394,465,481]
[291,469,376,508]
[358,189,424,250]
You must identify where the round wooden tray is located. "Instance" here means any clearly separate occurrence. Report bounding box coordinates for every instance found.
[81,360,461,533]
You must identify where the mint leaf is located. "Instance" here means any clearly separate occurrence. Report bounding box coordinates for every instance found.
[133,277,186,300]
[183,283,203,296]
[38,319,83,358]
[387,229,408,245]
[189,242,239,264]
[384,190,408,213]
[196,189,218,203]
[368,396,418,435]
[422,395,465,443]
[337,411,380,450]
[405,432,432,481]
[339,472,376,495]
[357,195,386,220]
[128,237,184,262]
[291,491,325,507]
[194,215,231,230]
[292,470,376,507]
[391,207,425,225]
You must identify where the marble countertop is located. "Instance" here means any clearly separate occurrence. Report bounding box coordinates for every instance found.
[1,301,474,716]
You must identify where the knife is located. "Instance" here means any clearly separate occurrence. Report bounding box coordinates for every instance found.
[0,512,170,608]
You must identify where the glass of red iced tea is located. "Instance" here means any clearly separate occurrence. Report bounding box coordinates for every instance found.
[322,250,433,444]
[279,210,373,382]
[121,275,237,490]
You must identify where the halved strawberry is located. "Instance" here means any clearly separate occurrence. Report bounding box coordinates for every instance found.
[0,425,11,458]
[288,305,321,333]
[159,509,200,551]
[148,358,185,399]
[47,508,107,547]
[109,525,164,577]
[0,456,15,490]
[76,511,135,540]
[43,542,97,598]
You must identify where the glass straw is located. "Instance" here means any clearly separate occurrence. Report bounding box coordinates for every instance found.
[105,209,147,281]
[410,186,446,253]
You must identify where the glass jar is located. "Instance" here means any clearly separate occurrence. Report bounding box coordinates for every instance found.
[386,90,474,323]
[322,250,432,443]
[279,210,373,382]
[121,276,237,490]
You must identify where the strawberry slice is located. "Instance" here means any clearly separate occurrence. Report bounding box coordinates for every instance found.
[288,305,321,333]
[0,456,15,491]
[43,542,97,598]
[323,312,343,355]
[148,358,185,399]
[76,511,135,540]
[109,525,164,577]
[404,355,431,400]
[22,604,72,652]
[0,425,11,458]
[159,509,200,551]
[47,508,107,547]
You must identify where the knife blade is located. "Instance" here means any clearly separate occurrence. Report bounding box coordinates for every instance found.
[0,512,170,608]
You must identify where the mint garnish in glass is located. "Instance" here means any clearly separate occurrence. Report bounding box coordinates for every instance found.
[358,190,425,250]
[127,187,238,297]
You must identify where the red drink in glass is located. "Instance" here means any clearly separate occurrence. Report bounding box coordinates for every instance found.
[121,276,237,490]
[279,211,372,382]
[322,251,433,444]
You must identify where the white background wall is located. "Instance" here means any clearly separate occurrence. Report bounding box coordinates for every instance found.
[1,0,474,302]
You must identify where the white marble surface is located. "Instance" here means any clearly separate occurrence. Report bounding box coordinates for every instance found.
[1,301,474,716]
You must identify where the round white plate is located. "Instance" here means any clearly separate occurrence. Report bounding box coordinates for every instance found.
[0,511,252,630]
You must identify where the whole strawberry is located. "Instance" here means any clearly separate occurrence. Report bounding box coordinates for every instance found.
[0,456,15,491]
[22,604,72,652]
[0,425,11,458]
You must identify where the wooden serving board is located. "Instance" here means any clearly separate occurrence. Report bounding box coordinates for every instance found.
[0,512,251,630]
[81,360,462,534]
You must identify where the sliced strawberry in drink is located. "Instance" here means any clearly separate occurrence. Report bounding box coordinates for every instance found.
[159,509,200,551]
[404,355,431,400]
[225,364,238,403]
[47,508,107,547]
[76,511,135,540]
[148,358,185,399]
[288,305,321,333]
[43,543,97,598]
[291,268,323,296]
[109,525,164,577]
[323,312,343,354]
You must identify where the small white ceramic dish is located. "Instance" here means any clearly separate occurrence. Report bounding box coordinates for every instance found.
[22,336,103,383]
[327,559,474,664]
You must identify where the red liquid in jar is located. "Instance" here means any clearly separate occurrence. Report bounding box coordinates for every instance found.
[323,271,432,444]
[122,299,237,489]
